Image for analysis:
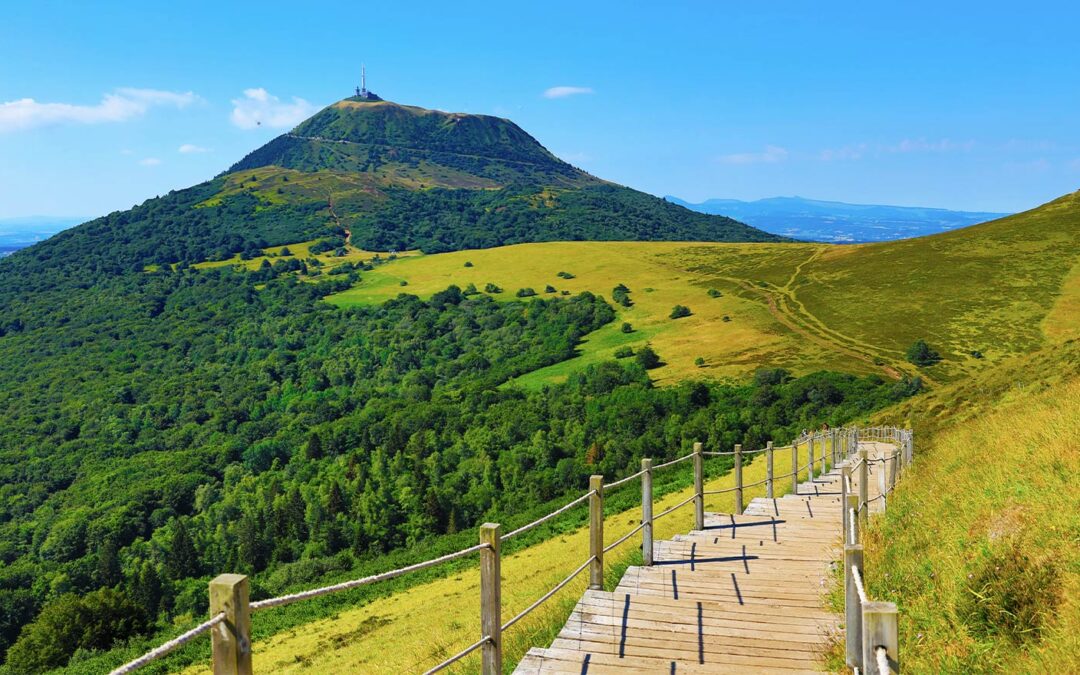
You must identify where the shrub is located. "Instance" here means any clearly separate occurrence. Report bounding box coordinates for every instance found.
[621,322,633,334]
[707,288,722,298]
[970,350,984,359]
[612,284,632,307]
[557,271,575,279]
[464,261,473,267]
[399,280,408,286]
[614,346,634,359]
[670,305,692,319]
[722,315,731,322]
[544,285,556,293]
[516,288,537,298]
[463,283,479,296]
[636,345,661,369]
[484,283,502,294]
[279,247,293,257]
[694,357,706,367]
[6,588,149,673]
[560,290,570,296]
[906,339,941,366]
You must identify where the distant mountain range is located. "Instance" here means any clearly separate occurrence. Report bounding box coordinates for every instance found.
[0,216,87,253]
[664,196,1010,243]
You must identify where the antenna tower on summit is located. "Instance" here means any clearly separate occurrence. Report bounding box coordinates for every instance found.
[353,64,382,101]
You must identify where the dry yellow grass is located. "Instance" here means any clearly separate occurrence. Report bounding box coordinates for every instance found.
[180,442,829,673]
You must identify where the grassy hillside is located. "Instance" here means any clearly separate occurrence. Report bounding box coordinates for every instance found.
[847,340,1080,672]
[317,190,1080,386]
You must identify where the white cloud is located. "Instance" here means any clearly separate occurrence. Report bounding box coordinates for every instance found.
[543,86,594,99]
[230,88,316,130]
[178,143,210,154]
[888,138,975,154]
[138,157,162,166]
[819,143,868,161]
[0,88,199,133]
[717,145,788,165]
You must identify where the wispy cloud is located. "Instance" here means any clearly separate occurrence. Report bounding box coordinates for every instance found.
[178,143,210,154]
[819,138,976,161]
[543,86,594,99]
[138,157,162,167]
[717,145,788,165]
[0,88,200,133]
[230,88,316,130]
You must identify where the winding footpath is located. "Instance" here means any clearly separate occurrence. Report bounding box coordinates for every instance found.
[515,442,891,674]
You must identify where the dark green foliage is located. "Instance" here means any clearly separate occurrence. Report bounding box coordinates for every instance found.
[695,357,706,367]
[614,346,634,359]
[484,282,502,293]
[621,322,633,333]
[906,339,942,366]
[670,305,692,319]
[970,350,984,359]
[516,288,537,298]
[707,288,722,298]
[612,284,632,307]
[544,285,556,293]
[462,283,479,296]
[463,261,473,268]
[636,345,662,369]
[722,315,731,322]
[5,589,148,673]
[557,271,576,279]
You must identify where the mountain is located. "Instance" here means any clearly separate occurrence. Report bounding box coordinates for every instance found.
[665,195,1009,243]
[0,216,86,250]
[0,99,781,292]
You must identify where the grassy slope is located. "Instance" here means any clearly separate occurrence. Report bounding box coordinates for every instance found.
[180,441,831,674]
[844,341,1080,672]
[322,189,1080,386]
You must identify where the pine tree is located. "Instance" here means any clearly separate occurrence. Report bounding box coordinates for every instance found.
[166,519,200,580]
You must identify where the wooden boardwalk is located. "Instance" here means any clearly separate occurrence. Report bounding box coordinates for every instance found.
[516,442,892,674]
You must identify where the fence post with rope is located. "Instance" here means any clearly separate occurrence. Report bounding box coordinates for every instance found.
[480,523,501,675]
[209,574,251,675]
[693,442,705,529]
[733,443,744,515]
[765,441,774,500]
[589,475,604,590]
[641,458,653,566]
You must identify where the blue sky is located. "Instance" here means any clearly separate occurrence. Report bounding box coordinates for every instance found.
[2,0,1078,219]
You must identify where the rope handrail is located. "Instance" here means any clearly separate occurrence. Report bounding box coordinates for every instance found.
[501,490,595,541]
[108,613,225,675]
[502,555,595,631]
[852,564,868,603]
[876,646,891,674]
[603,522,646,553]
[250,542,491,611]
[422,635,491,674]
[652,452,695,470]
[653,494,696,521]
[603,468,648,492]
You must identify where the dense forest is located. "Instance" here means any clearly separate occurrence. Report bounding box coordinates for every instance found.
[0,256,921,672]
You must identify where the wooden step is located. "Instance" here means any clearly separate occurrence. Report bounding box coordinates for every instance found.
[516,646,823,674]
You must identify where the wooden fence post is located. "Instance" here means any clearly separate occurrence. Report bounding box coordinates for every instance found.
[821,432,828,476]
[479,523,502,674]
[765,441,774,500]
[589,475,604,590]
[733,444,744,515]
[888,447,898,492]
[808,435,815,481]
[693,442,704,530]
[210,574,252,675]
[863,601,899,674]
[840,461,850,541]
[641,458,653,566]
[859,448,870,522]
[846,493,859,545]
[844,544,864,670]
[791,440,799,495]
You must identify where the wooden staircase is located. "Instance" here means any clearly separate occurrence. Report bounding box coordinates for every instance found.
[515,445,888,673]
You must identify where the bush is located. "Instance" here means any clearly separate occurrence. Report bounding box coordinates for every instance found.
[906,339,941,366]
[612,284,632,307]
[707,288,722,298]
[279,247,293,257]
[6,588,149,673]
[621,322,633,334]
[694,357,706,367]
[669,305,692,319]
[464,261,473,267]
[516,288,537,298]
[463,283,479,296]
[636,345,661,369]
[544,285,556,293]
[484,283,502,294]
[557,271,575,279]
[399,280,408,286]
[614,346,634,359]
[721,315,731,322]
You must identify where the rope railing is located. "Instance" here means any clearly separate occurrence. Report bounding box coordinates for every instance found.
[842,425,909,674]
[108,613,225,675]
[500,490,595,541]
[116,425,906,675]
